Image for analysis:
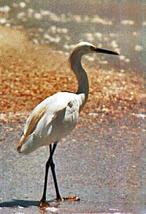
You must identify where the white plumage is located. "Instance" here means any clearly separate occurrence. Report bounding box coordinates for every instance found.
[18,92,85,154]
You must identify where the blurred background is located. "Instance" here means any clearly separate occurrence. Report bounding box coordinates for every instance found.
[0,0,146,75]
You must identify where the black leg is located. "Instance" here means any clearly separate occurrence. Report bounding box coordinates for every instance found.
[48,143,80,203]
[50,144,61,200]
[39,142,58,207]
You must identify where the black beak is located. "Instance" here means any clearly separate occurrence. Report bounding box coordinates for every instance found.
[95,47,119,55]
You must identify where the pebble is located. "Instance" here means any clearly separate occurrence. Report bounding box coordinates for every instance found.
[20,2,26,8]
[0,5,10,12]
[121,20,135,25]
[135,45,143,52]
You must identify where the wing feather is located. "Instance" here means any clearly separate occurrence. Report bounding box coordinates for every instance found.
[17,104,47,152]
[17,92,72,152]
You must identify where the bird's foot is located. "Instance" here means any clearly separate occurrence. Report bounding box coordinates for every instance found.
[39,199,51,208]
[56,196,80,202]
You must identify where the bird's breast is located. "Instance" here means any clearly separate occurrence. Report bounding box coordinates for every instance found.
[56,101,79,134]
[41,100,80,146]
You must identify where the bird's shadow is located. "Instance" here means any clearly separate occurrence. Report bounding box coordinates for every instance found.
[0,199,40,208]
[0,198,79,208]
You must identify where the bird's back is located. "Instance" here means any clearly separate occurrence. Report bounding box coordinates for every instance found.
[17,92,85,155]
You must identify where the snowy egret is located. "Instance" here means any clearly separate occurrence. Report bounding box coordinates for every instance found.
[17,42,118,207]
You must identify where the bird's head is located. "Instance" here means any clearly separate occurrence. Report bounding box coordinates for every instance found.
[75,42,119,56]
[69,42,119,72]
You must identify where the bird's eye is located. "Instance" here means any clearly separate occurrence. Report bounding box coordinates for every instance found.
[90,46,96,51]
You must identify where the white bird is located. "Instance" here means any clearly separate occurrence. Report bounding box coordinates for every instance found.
[17,42,118,207]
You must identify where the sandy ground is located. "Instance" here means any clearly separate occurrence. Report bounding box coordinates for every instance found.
[0,25,146,123]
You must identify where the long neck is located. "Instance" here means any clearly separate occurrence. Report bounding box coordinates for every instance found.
[69,50,89,109]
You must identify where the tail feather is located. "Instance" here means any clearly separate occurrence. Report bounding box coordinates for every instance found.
[17,133,40,155]
[17,135,26,153]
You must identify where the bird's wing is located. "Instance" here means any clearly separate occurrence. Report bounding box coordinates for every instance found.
[17,103,47,151]
[17,93,73,152]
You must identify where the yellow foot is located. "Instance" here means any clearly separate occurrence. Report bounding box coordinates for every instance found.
[57,196,80,201]
[39,199,51,208]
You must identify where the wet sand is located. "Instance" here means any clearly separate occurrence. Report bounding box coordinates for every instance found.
[0,109,146,214]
